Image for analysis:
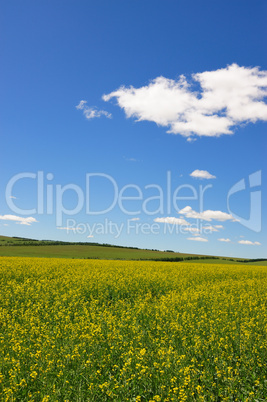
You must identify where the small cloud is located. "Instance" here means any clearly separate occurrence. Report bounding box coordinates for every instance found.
[84,108,112,120]
[218,238,231,242]
[9,196,17,199]
[128,217,140,221]
[214,225,224,229]
[187,236,208,242]
[238,240,261,246]
[0,214,37,225]
[76,100,87,110]
[154,217,189,226]
[179,206,235,222]
[190,170,216,179]
[16,221,31,226]
[202,225,219,232]
[76,100,112,120]
[187,137,197,143]
[87,235,94,238]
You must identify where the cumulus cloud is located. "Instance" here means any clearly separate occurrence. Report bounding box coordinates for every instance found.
[0,214,37,226]
[187,236,208,242]
[179,206,235,222]
[128,217,140,221]
[238,240,261,246]
[218,238,231,242]
[154,217,189,225]
[76,100,112,120]
[103,64,267,140]
[190,170,216,179]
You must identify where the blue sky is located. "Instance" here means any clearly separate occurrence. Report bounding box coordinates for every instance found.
[1,0,266,258]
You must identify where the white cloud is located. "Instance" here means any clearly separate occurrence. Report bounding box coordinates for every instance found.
[154,217,189,226]
[76,100,87,110]
[186,137,197,143]
[218,238,231,242]
[187,236,208,242]
[214,225,224,229]
[103,64,267,139]
[154,219,220,235]
[0,214,37,226]
[179,206,235,222]
[238,240,261,246]
[202,225,219,232]
[184,224,221,234]
[76,100,112,120]
[16,221,32,226]
[9,196,17,199]
[129,217,140,221]
[190,170,216,179]
[87,235,94,238]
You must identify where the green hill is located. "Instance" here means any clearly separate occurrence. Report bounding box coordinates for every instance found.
[0,235,266,264]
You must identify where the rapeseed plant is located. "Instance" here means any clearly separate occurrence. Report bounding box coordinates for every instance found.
[0,257,266,401]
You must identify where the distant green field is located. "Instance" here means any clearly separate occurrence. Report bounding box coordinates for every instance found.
[247,260,267,266]
[0,244,195,260]
[0,235,200,260]
[0,235,266,264]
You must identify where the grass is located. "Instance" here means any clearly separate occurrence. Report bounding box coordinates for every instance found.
[245,260,267,266]
[0,243,197,260]
[0,257,266,401]
[0,235,265,264]
[0,235,209,261]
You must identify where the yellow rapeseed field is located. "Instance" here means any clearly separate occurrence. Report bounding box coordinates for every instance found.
[0,257,266,401]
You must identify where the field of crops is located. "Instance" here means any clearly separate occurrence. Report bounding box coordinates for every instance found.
[0,257,266,401]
